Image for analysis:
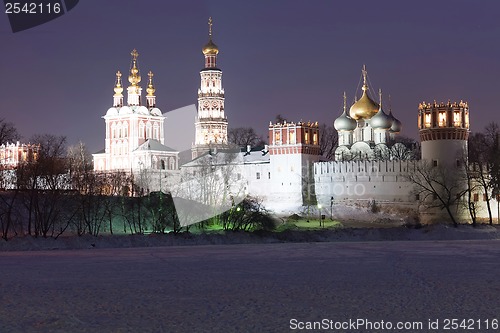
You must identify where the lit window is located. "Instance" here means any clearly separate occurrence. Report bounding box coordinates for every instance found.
[425,113,431,128]
[438,112,446,127]
[453,112,461,127]
[289,130,295,144]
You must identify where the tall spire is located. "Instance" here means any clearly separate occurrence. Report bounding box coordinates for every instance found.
[113,71,124,107]
[127,49,142,106]
[194,17,228,159]
[208,16,213,39]
[378,88,383,109]
[362,64,368,92]
[343,91,347,113]
[146,71,156,108]
[128,49,141,86]
[202,17,219,68]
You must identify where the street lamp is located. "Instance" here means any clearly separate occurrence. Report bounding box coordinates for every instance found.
[330,196,334,220]
[318,204,322,227]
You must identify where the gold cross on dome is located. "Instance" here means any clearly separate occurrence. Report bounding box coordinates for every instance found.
[208,17,213,37]
[131,49,139,61]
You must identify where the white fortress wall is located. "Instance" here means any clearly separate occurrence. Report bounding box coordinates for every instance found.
[314,160,417,206]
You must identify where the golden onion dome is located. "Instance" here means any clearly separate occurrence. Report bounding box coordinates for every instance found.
[349,88,379,120]
[349,65,379,120]
[146,71,155,96]
[202,39,219,55]
[113,71,123,96]
[128,49,141,86]
[203,17,219,56]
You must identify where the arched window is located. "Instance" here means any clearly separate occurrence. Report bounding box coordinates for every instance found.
[161,159,166,170]
[453,112,461,127]
[139,122,145,139]
[424,113,431,128]
[153,123,159,140]
[438,112,446,127]
[111,123,117,139]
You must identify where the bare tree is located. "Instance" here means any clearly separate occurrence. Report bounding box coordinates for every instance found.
[406,160,467,226]
[390,136,420,160]
[319,123,338,160]
[466,123,500,225]
[174,150,245,230]
[488,124,500,224]
[461,152,480,226]
[17,134,73,237]
[228,127,265,148]
[275,114,287,123]
[0,119,20,145]
[68,142,110,236]
[0,170,21,239]
[218,196,274,231]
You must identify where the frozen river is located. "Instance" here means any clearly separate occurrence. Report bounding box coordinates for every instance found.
[1,240,499,332]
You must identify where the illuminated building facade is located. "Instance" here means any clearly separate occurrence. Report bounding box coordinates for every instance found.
[93,49,179,173]
[418,100,469,165]
[192,17,229,159]
[0,142,39,169]
[334,66,402,160]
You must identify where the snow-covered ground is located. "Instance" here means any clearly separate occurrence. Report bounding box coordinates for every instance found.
[1,238,499,332]
[1,224,499,252]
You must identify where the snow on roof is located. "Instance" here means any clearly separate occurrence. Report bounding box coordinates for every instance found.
[134,139,177,152]
[183,148,270,167]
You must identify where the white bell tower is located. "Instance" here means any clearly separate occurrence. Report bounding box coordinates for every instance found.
[192,17,228,159]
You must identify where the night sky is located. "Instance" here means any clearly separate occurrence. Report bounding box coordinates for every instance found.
[1,0,500,153]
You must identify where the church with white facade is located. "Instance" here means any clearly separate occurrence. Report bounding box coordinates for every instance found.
[93,49,179,173]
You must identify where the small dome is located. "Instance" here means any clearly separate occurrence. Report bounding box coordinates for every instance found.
[150,108,162,116]
[388,111,402,133]
[106,107,118,116]
[349,89,379,120]
[136,106,149,115]
[119,106,132,115]
[334,111,357,131]
[370,107,393,130]
[202,39,219,56]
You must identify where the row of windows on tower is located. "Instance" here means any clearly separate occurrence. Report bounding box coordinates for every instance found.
[273,131,318,145]
[108,158,176,170]
[420,111,469,128]
[110,123,160,140]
